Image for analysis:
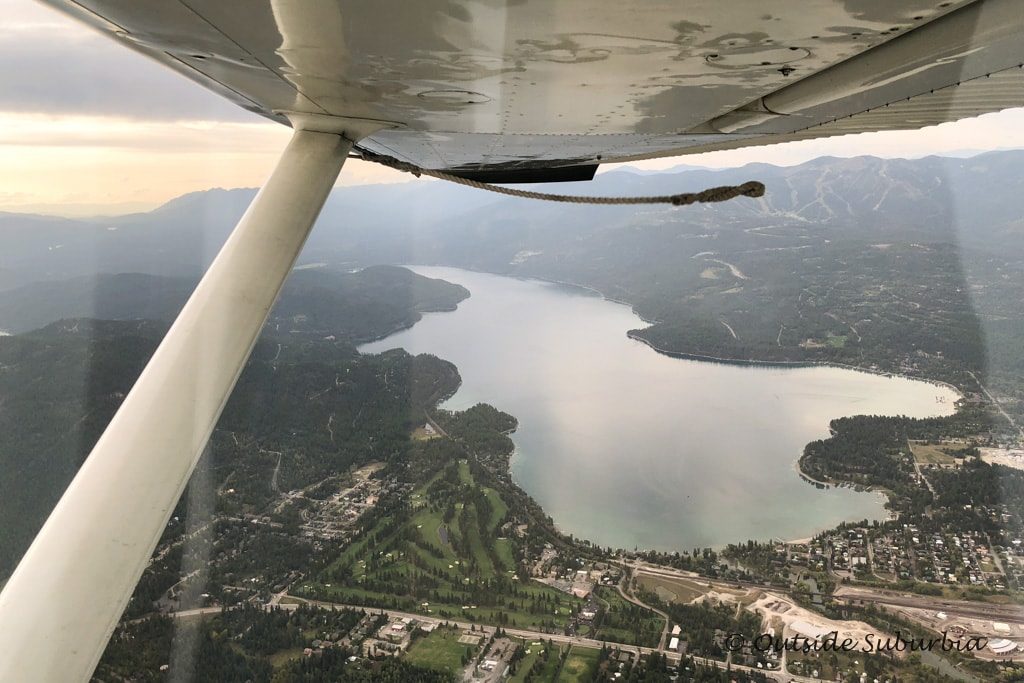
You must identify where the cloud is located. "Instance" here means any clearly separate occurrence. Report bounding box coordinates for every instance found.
[0,112,287,150]
[0,111,415,215]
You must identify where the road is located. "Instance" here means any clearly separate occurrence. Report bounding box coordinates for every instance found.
[270,452,282,494]
[985,533,1008,578]
[968,370,1024,439]
[164,596,811,682]
[907,439,936,495]
[619,558,780,596]
[834,585,1024,623]
[615,574,670,650]
[291,597,809,682]
[147,519,217,567]
[424,409,448,437]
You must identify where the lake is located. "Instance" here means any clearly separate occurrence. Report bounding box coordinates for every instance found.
[360,266,959,551]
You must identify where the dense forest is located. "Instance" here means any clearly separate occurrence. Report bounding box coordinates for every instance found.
[96,605,449,682]
[800,407,1004,496]
[0,265,468,578]
[0,264,468,340]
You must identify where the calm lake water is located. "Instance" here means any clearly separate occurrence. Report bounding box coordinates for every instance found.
[360,267,958,551]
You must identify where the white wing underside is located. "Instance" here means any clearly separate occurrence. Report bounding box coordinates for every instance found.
[44,0,1024,175]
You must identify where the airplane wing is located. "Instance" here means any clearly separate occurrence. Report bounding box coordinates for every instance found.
[44,0,1024,181]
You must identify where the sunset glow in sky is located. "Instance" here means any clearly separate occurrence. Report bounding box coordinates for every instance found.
[4,0,1024,216]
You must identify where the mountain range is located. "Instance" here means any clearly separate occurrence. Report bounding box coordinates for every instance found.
[3,151,1023,382]
[2,151,1023,296]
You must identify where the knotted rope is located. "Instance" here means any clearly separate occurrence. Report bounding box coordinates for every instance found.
[355,150,764,207]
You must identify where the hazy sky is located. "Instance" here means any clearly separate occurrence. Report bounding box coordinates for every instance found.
[4,0,1023,216]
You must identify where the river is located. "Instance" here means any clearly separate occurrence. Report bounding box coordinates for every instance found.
[360,267,958,551]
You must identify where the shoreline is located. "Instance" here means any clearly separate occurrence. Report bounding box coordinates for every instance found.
[354,303,463,348]
[379,263,969,553]
[444,262,964,400]
[626,331,966,400]
[623,331,963,526]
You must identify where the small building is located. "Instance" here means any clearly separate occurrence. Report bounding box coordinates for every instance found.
[989,638,1018,655]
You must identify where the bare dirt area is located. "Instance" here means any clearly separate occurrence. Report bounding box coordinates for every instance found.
[633,565,754,606]
[980,446,1024,471]
[834,585,1024,660]
[748,592,891,652]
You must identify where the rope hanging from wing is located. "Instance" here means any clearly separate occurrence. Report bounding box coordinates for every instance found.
[354,150,765,207]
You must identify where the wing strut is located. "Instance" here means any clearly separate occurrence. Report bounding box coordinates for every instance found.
[0,130,354,682]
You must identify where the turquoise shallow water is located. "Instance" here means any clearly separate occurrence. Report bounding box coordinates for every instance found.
[361,266,958,551]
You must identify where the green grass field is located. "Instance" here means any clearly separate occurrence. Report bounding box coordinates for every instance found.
[405,626,474,675]
[635,574,707,604]
[908,440,958,465]
[306,459,580,630]
[509,643,567,683]
[509,649,540,683]
[558,646,600,683]
[826,334,848,348]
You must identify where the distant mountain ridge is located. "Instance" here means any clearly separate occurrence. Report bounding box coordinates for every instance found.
[3,149,1023,395]
[0,265,468,340]
[2,150,1022,295]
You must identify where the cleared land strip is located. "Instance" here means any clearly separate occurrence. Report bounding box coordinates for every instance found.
[834,586,1024,623]
[163,597,816,682]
